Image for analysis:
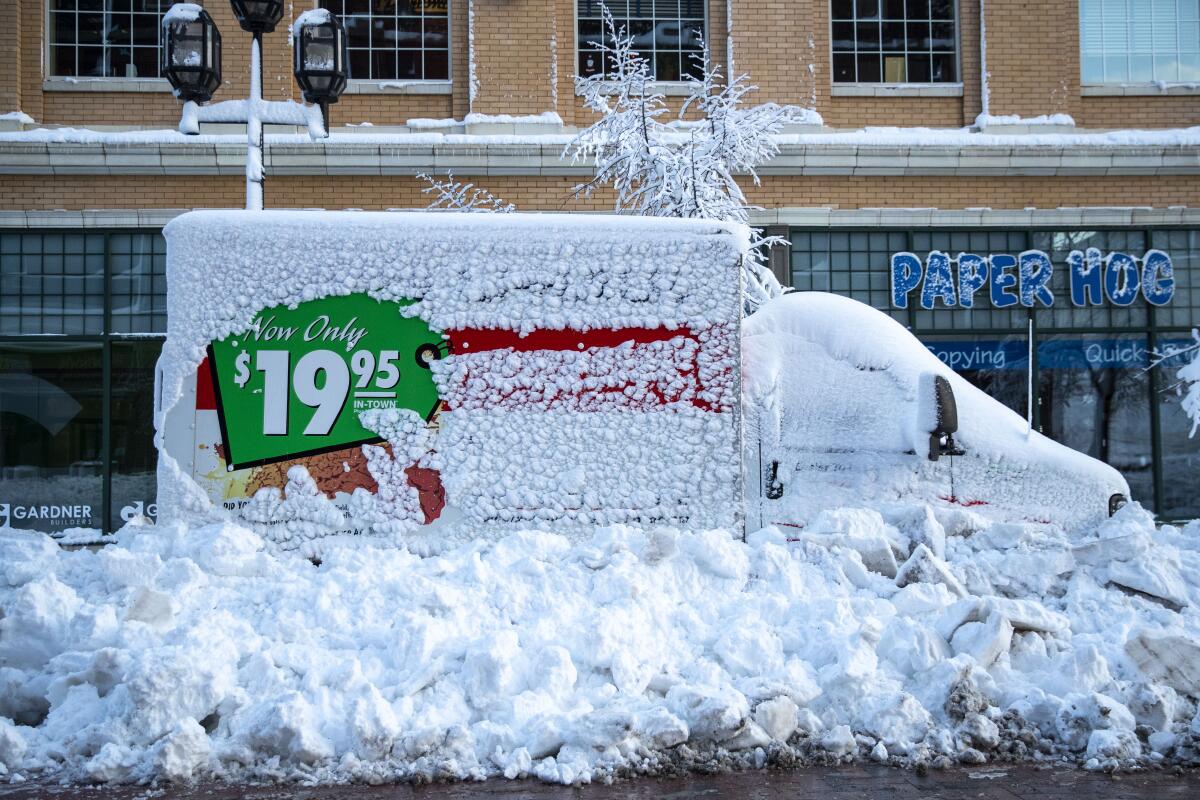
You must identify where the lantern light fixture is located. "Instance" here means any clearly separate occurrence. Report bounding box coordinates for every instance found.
[292,9,350,133]
[161,4,222,105]
[229,0,285,35]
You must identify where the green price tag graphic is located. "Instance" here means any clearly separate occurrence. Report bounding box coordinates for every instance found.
[208,294,445,470]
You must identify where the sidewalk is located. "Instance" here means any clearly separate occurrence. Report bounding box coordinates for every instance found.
[3,766,1199,800]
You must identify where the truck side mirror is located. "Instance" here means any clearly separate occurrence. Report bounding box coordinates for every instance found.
[928,374,966,461]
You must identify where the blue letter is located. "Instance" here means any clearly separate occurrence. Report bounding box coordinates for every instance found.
[1141,250,1175,306]
[1105,252,1140,306]
[989,254,1018,308]
[921,251,957,309]
[957,253,988,309]
[1019,250,1055,307]
[1069,247,1104,307]
[891,252,922,308]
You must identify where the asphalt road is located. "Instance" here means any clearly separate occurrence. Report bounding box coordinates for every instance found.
[3,766,1200,800]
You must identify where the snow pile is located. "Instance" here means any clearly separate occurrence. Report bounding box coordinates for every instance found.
[2,504,1200,785]
[975,113,1076,128]
[744,293,1127,534]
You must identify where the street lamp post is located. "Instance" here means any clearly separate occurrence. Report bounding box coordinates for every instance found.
[162,3,348,211]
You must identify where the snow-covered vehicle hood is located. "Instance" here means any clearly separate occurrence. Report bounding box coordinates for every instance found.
[743,292,1129,535]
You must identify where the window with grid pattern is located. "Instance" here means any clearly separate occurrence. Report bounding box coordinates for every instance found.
[48,0,169,79]
[109,233,167,334]
[1029,230,1151,330]
[912,230,1031,332]
[319,0,450,81]
[831,0,957,84]
[577,0,706,82]
[0,234,106,335]
[1080,0,1200,85]
[1151,230,1200,328]
[789,231,909,323]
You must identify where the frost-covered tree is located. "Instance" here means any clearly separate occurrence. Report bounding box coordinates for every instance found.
[1153,330,1200,437]
[418,172,515,213]
[565,8,817,314]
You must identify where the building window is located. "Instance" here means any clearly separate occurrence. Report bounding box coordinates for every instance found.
[48,0,169,79]
[577,0,706,82]
[1080,0,1200,85]
[319,0,450,81]
[0,229,167,536]
[831,0,958,83]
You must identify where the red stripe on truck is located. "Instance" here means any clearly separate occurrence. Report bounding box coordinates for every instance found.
[445,326,693,353]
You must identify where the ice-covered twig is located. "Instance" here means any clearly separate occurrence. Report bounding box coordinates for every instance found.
[1150,329,1200,437]
[418,172,516,213]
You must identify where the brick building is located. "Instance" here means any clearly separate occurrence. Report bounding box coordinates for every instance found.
[1,0,1198,533]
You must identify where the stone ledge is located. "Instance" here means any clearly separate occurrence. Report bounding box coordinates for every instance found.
[5,140,1198,177]
[831,83,963,98]
[43,78,171,93]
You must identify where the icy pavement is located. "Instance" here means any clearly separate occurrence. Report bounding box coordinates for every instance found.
[2,503,1200,786]
[1,766,1200,800]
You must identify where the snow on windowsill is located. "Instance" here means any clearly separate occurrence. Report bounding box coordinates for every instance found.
[974,113,1076,129]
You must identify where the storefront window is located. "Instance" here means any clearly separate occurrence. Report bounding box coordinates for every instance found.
[0,342,104,533]
[1,228,166,535]
[1153,230,1200,328]
[923,334,1030,419]
[110,340,161,526]
[912,230,1030,332]
[1029,230,1150,330]
[110,233,167,334]
[1156,336,1200,520]
[1037,334,1155,508]
[789,230,909,324]
[0,233,106,335]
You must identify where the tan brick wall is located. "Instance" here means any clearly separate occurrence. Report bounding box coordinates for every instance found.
[3,173,1198,213]
[6,1,1199,130]
[0,0,21,115]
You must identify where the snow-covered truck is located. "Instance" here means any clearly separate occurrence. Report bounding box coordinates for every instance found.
[156,211,1128,552]
[742,292,1129,535]
[156,211,745,553]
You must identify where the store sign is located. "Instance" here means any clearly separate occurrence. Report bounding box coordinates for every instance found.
[207,294,444,470]
[0,502,94,528]
[926,340,1028,371]
[892,248,1175,310]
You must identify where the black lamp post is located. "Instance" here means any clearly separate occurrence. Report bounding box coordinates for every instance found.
[161,5,222,104]
[162,2,348,209]
[293,12,349,136]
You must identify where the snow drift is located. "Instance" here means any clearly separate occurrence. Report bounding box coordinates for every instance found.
[2,503,1200,786]
[743,292,1128,534]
